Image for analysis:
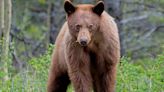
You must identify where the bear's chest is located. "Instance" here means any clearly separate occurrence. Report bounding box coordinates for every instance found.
[89,50,107,75]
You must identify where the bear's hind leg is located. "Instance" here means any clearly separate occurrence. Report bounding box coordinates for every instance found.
[47,71,70,92]
[93,76,101,92]
[54,73,70,92]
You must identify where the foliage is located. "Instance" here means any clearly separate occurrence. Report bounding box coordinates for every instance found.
[29,44,54,75]
[0,45,54,92]
[0,45,164,92]
[117,55,164,92]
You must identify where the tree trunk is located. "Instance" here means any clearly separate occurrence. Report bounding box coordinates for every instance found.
[0,0,5,38]
[46,0,52,46]
[0,0,12,81]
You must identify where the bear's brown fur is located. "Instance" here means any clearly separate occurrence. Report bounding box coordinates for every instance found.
[47,0,120,92]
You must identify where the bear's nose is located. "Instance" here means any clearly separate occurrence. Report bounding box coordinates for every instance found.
[80,38,88,46]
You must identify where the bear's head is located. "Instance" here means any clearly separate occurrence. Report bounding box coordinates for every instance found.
[64,0,104,46]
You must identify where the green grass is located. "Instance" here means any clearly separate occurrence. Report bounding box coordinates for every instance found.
[117,56,164,92]
[0,45,164,92]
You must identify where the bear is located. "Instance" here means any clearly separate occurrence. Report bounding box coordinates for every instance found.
[47,0,120,92]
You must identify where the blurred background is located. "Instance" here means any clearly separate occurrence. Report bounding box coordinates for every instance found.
[11,0,164,63]
[0,0,164,92]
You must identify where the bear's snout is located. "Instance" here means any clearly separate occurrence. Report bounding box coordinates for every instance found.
[77,29,91,47]
[80,37,88,46]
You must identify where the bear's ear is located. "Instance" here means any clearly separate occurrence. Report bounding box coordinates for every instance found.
[93,1,104,16]
[64,0,76,15]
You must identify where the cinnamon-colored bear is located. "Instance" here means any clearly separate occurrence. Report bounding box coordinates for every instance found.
[47,0,120,92]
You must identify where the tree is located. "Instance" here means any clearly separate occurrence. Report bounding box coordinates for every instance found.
[0,0,12,81]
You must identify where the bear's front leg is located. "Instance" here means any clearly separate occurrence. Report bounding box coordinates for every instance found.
[101,65,117,92]
[66,47,93,92]
[47,54,70,92]
[98,45,120,92]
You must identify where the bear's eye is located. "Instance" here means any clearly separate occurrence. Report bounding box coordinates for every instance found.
[88,24,93,29]
[75,24,81,31]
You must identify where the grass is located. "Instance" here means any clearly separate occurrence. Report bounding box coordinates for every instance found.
[0,45,164,92]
